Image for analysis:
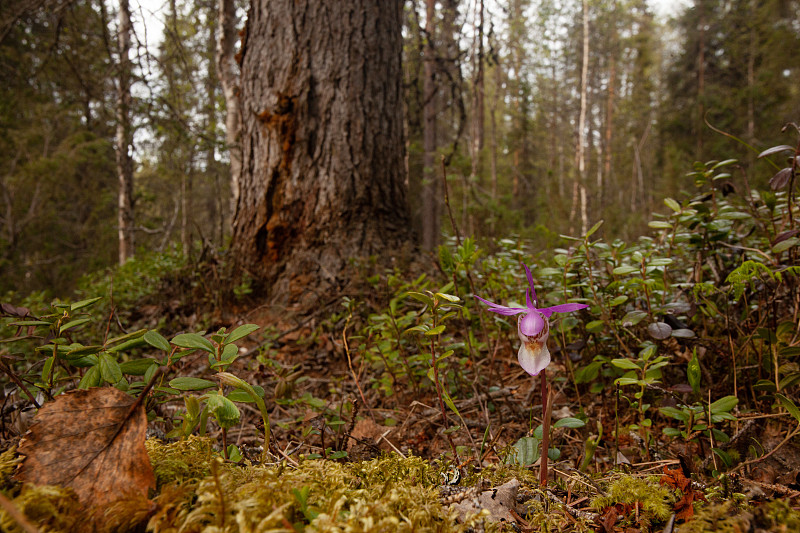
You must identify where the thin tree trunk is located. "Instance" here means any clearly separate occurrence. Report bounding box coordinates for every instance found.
[469,0,484,183]
[602,15,616,209]
[696,0,706,158]
[232,0,412,305]
[205,0,223,245]
[571,0,590,234]
[488,57,500,201]
[217,0,241,223]
[422,0,439,250]
[115,0,134,264]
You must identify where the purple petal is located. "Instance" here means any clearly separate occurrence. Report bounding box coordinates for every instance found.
[474,295,527,316]
[487,306,529,316]
[537,303,590,318]
[526,288,533,309]
[519,311,546,337]
[523,263,538,303]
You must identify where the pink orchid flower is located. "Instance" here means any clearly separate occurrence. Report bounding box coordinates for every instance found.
[475,264,589,376]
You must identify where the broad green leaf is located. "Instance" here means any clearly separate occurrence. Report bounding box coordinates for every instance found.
[613,265,639,276]
[65,345,104,358]
[709,395,738,414]
[585,320,605,333]
[664,197,681,213]
[425,325,446,336]
[78,365,101,389]
[712,448,733,467]
[648,221,672,229]
[772,238,798,254]
[205,394,240,429]
[585,219,604,238]
[184,395,201,418]
[647,322,672,340]
[143,363,159,384]
[406,292,433,307]
[405,325,430,335]
[553,417,586,429]
[611,358,641,371]
[144,330,171,352]
[220,343,239,362]
[119,358,158,376]
[712,158,737,169]
[753,379,777,392]
[59,318,90,334]
[106,329,147,346]
[688,348,701,394]
[42,355,55,383]
[660,407,690,422]
[662,427,681,437]
[228,386,266,403]
[171,333,216,353]
[615,377,639,386]
[775,393,800,425]
[106,336,148,353]
[648,258,673,267]
[224,324,260,344]
[169,377,217,391]
[608,295,628,307]
[505,436,540,466]
[99,353,123,384]
[69,354,98,368]
[70,297,102,311]
[8,320,51,327]
[434,292,461,303]
[575,361,602,384]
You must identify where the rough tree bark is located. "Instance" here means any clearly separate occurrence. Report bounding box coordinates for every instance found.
[231,0,412,306]
[216,0,241,219]
[115,0,134,264]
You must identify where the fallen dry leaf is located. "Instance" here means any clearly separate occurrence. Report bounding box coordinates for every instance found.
[14,387,155,510]
[660,466,706,521]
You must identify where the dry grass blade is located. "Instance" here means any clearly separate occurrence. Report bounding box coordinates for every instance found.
[14,387,155,510]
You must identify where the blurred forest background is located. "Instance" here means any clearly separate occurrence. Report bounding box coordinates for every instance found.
[1,0,799,297]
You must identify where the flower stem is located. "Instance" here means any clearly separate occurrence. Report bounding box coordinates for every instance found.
[540,371,552,487]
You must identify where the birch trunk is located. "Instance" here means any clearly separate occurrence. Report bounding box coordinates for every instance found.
[115,0,134,264]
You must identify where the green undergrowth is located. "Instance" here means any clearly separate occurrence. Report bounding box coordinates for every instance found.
[3,438,799,532]
[0,437,486,532]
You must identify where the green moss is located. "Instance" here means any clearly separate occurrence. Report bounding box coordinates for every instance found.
[146,435,215,488]
[591,474,674,532]
[0,485,80,533]
[754,499,800,533]
[0,446,21,492]
[147,450,486,532]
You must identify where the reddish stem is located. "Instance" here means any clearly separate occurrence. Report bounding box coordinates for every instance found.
[540,371,551,487]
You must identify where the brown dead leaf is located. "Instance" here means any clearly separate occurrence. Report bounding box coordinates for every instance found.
[14,387,155,510]
[660,466,706,521]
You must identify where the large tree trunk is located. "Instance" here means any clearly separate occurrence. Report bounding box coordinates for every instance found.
[115,0,134,264]
[231,0,412,306]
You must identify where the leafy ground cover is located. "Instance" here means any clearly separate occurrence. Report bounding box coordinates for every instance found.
[0,155,799,532]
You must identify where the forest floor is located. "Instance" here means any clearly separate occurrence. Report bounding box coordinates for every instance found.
[2,181,800,531]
